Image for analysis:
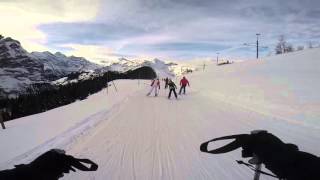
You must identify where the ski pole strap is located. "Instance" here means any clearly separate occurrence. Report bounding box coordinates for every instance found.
[200,134,249,154]
[69,157,99,171]
[236,160,278,179]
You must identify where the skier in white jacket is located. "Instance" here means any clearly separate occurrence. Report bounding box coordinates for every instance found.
[147,78,161,96]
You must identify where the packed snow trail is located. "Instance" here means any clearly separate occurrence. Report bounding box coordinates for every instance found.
[62,83,320,180]
[0,80,144,167]
[2,50,320,179]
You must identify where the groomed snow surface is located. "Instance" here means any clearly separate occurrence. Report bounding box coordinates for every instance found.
[1,49,320,180]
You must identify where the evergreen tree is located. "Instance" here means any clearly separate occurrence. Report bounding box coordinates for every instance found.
[0,66,156,121]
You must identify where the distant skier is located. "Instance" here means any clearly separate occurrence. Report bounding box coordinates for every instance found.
[164,77,169,89]
[179,76,190,95]
[167,79,178,99]
[147,78,160,96]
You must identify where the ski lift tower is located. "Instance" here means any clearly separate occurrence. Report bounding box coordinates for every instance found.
[243,33,268,59]
[256,33,260,59]
[216,52,220,64]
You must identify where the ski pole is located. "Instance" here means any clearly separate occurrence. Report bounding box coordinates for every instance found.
[253,155,262,180]
[250,130,267,180]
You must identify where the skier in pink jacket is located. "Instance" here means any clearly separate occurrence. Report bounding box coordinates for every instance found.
[147,78,161,96]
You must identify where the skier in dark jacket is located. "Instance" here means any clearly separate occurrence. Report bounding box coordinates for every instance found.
[167,79,178,99]
[179,76,190,95]
[164,77,169,89]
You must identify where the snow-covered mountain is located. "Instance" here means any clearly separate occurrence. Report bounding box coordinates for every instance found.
[31,51,100,78]
[0,37,46,97]
[104,57,195,78]
[51,71,101,86]
[51,57,189,87]
[0,36,196,98]
[0,37,101,98]
[139,58,175,77]
[52,58,175,86]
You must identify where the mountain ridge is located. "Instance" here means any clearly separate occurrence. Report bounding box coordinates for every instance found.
[0,36,196,98]
[0,36,101,98]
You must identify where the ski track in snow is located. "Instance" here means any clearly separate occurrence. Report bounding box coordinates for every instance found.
[60,86,320,180]
[0,97,129,169]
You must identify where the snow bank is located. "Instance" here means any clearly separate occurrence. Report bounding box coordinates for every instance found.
[0,80,145,168]
[190,48,320,128]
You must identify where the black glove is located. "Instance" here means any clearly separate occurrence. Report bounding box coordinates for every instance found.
[243,132,320,180]
[200,131,320,180]
[0,149,98,180]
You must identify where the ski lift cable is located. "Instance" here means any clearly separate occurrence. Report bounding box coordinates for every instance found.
[243,43,269,49]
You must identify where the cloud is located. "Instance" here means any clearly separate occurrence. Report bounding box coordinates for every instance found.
[38,22,151,45]
[62,44,119,63]
[119,42,231,59]
[2,0,320,60]
[0,0,99,51]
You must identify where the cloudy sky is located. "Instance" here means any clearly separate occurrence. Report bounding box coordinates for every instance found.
[1,0,320,63]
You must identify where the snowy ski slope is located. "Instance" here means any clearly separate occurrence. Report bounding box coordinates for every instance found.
[1,49,320,179]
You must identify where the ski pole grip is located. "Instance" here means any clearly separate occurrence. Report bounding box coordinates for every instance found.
[71,158,99,171]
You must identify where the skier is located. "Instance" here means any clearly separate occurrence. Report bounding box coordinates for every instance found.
[147,78,160,96]
[164,77,169,89]
[179,76,190,95]
[167,79,178,99]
